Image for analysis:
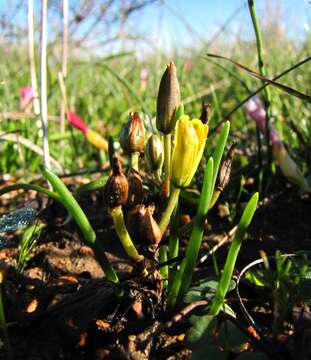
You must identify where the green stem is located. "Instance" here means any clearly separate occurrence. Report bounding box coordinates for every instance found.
[75,175,108,197]
[110,206,143,262]
[0,183,61,202]
[248,0,273,173]
[167,158,214,309]
[178,157,214,300]
[130,152,140,172]
[162,133,171,197]
[159,187,181,233]
[168,207,180,292]
[159,245,168,288]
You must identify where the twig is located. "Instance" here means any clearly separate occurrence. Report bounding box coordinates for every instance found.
[60,0,68,137]
[27,0,40,116]
[40,0,50,169]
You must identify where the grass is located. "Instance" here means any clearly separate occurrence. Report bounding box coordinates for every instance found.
[0,29,310,180]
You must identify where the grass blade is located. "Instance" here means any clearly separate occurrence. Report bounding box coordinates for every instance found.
[208,192,259,316]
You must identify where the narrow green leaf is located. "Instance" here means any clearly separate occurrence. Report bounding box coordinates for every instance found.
[209,192,259,315]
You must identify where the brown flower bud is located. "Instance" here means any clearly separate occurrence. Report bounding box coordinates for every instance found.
[104,157,128,208]
[217,143,236,192]
[200,102,212,124]
[120,112,145,154]
[139,206,162,245]
[156,62,181,134]
[145,134,164,172]
[126,168,144,207]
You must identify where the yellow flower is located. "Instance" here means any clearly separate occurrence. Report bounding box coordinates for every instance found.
[171,115,208,188]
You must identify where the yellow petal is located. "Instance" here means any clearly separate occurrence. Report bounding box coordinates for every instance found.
[183,119,208,187]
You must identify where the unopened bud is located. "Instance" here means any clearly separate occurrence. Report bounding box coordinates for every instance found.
[120,112,145,154]
[139,206,162,245]
[145,134,164,172]
[156,62,181,134]
[273,142,310,192]
[104,157,128,208]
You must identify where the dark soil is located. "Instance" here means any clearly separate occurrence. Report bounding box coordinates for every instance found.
[0,181,310,360]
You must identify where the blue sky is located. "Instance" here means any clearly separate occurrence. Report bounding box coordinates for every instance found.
[2,0,311,53]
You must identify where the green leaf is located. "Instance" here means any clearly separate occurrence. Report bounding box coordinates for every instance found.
[187,314,217,344]
[184,278,236,303]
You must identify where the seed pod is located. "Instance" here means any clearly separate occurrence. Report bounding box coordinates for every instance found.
[156,62,181,134]
[127,168,144,207]
[145,134,164,172]
[200,102,212,124]
[104,157,128,208]
[139,206,162,245]
[120,112,145,154]
[126,204,146,243]
[217,143,236,192]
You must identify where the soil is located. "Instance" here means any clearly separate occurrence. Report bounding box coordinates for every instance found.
[0,180,310,360]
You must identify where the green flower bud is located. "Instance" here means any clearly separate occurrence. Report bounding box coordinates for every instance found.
[145,134,164,172]
[120,112,145,154]
[156,62,181,134]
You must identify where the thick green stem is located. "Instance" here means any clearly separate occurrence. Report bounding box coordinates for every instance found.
[130,152,140,172]
[159,245,168,288]
[110,206,143,262]
[0,183,61,202]
[159,187,181,233]
[162,133,171,197]
[248,0,273,172]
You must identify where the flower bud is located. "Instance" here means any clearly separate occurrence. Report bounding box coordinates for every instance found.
[120,112,145,154]
[273,142,310,192]
[127,168,144,207]
[139,206,162,245]
[85,129,108,152]
[67,112,88,133]
[156,62,181,134]
[145,134,164,172]
[104,157,128,208]
[171,115,208,188]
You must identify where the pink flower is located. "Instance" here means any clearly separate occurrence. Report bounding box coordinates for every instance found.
[67,112,88,133]
[140,67,149,91]
[140,67,149,82]
[184,59,193,71]
[20,86,34,113]
[244,97,281,144]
